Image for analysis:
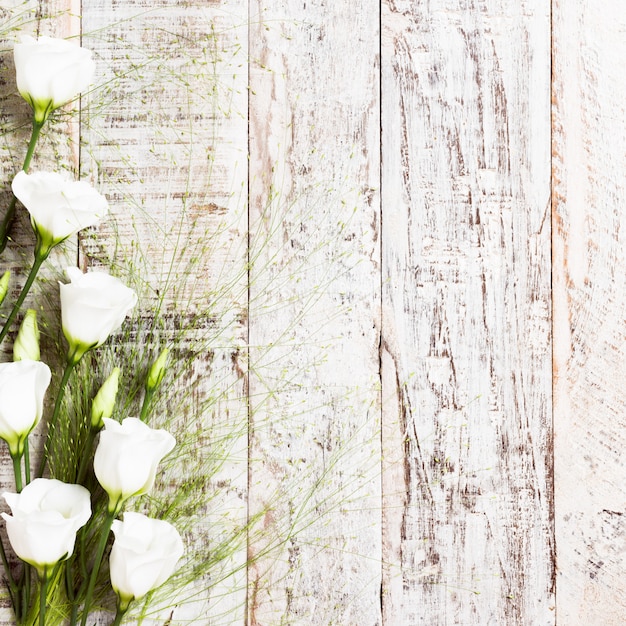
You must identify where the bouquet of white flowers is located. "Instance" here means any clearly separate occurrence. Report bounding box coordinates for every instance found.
[0,34,185,626]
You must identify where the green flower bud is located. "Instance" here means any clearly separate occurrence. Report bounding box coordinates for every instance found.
[91,367,120,429]
[0,271,10,306]
[13,309,40,362]
[146,348,169,393]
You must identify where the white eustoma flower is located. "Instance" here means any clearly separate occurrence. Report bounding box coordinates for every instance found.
[14,35,95,123]
[2,479,91,577]
[60,267,137,363]
[0,360,51,456]
[12,171,108,252]
[94,418,175,512]
[110,512,183,607]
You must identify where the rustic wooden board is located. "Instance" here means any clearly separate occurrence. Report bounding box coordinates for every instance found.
[247,1,382,624]
[3,1,626,625]
[78,0,249,623]
[380,2,554,624]
[552,2,626,623]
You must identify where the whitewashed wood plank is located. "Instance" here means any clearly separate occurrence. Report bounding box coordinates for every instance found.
[79,1,249,624]
[381,2,553,624]
[247,2,381,624]
[553,2,626,623]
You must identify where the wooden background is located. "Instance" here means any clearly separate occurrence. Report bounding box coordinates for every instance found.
[0,0,625,624]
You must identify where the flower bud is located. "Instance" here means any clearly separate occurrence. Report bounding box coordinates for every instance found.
[0,271,10,306]
[13,309,40,362]
[91,367,120,429]
[146,348,169,393]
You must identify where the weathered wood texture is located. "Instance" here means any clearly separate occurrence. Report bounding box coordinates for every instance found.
[247,1,381,624]
[381,2,553,624]
[553,2,626,623]
[1,0,625,625]
[79,1,250,623]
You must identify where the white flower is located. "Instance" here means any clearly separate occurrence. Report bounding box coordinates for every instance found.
[12,171,108,251]
[94,418,175,512]
[2,478,91,576]
[14,35,95,123]
[0,360,51,456]
[60,267,137,363]
[110,512,183,607]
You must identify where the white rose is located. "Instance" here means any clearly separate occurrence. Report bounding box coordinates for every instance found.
[12,171,108,252]
[0,360,51,456]
[93,418,175,512]
[60,267,137,363]
[110,512,183,607]
[14,35,95,123]
[2,478,91,577]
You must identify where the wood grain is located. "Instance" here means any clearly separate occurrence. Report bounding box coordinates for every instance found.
[381,2,553,624]
[553,1,626,623]
[247,1,381,624]
[79,0,249,623]
[1,1,625,624]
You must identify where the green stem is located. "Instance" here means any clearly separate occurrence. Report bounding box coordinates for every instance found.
[76,428,98,484]
[23,438,31,486]
[69,603,79,626]
[79,510,116,626]
[37,358,77,478]
[139,389,154,423]
[38,567,48,626]
[23,119,44,172]
[11,453,23,492]
[0,536,18,609]
[79,526,88,584]
[110,602,129,626]
[0,244,49,347]
[67,530,86,624]
[67,527,89,625]
[0,118,45,254]
[67,531,86,626]
[0,197,17,255]
[65,555,79,626]
[21,565,31,625]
